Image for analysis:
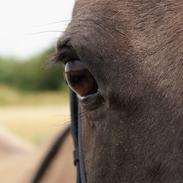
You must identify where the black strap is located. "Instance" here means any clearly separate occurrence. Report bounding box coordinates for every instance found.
[32,126,70,183]
[70,91,86,183]
[32,91,86,183]
[70,91,82,183]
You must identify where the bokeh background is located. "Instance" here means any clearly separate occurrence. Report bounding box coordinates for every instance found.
[0,0,74,146]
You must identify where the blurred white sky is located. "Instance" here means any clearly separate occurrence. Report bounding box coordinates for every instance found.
[0,0,75,59]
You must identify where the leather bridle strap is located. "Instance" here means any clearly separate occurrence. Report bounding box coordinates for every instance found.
[70,91,86,183]
[32,126,70,183]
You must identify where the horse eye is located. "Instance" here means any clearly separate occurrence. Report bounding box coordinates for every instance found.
[64,60,98,97]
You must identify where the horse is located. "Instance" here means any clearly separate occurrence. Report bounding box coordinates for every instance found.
[0,127,34,182]
[0,126,76,183]
[55,0,183,182]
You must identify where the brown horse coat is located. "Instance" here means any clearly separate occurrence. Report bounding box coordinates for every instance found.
[56,0,183,182]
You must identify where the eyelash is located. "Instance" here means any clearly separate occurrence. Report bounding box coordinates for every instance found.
[53,46,79,64]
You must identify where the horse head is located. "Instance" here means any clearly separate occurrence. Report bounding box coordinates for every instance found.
[56,1,183,182]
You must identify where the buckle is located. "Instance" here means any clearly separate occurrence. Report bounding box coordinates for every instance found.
[73,149,79,166]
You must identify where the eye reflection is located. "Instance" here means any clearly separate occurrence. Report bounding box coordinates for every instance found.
[64,60,98,97]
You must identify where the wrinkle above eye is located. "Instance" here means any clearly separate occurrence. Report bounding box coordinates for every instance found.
[55,37,79,64]
[55,46,79,64]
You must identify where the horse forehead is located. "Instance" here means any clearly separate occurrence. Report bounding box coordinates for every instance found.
[69,0,183,65]
[73,0,157,12]
[73,0,127,13]
[73,0,183,21]
[72,0,183,48]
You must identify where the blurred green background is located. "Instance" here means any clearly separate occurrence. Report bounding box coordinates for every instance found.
[0,48,64,92]
[0,48,70,146]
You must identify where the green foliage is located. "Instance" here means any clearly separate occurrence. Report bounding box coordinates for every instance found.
[0,48,65,91]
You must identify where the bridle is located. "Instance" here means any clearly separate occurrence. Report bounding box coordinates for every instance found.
[70,90,87,183]
[32,126,70,183]
[32,90,86,183]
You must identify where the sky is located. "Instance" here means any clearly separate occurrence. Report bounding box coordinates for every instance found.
[0,0,75,59]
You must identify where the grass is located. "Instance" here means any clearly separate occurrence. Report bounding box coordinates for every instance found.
[0,85,68,106]
[0,85,70,146]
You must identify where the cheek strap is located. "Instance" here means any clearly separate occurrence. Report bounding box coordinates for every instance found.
[70,90,87,183]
